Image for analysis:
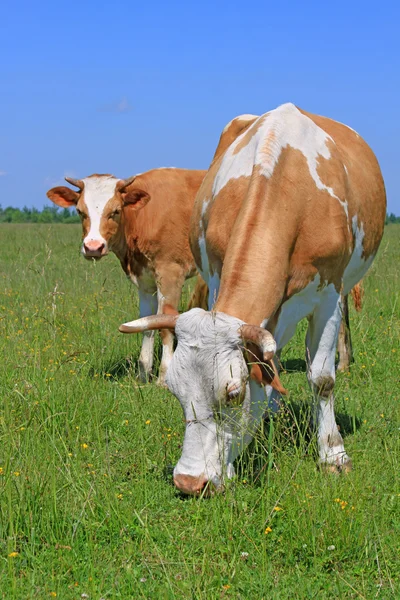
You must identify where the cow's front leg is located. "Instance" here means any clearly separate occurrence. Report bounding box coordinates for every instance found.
[306,290,351,472]
[138,287,158,382]
[156,266,186,386]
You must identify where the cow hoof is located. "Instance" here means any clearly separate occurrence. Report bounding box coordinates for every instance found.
[156,376,168,388]
[320,459,352,475]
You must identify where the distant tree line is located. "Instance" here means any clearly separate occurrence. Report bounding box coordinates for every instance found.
[385,212,400,224]
[0,204,399,225]
[0,205,80,224]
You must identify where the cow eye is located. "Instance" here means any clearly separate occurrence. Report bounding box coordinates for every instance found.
[109,210,120,219]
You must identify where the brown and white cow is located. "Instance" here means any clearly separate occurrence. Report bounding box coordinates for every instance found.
[120,103,386,494]
[47,168,206,384]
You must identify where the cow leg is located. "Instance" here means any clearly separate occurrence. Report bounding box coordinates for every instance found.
[138,287,158,382]
[306,290,351,472]
[156,267,186,386]
[337,293,353,372]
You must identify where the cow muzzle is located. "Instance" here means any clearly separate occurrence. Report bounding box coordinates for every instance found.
[173,473,214,496]
[82,240,107,259]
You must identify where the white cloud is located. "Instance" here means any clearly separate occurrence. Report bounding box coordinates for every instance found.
[0,170,7,176]
[98,96,133,114]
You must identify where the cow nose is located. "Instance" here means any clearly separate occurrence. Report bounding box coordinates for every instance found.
[83,240,105,256]
[173,473,209,496]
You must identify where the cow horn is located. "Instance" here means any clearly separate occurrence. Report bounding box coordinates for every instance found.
[119,313,178,333]
[64,177,84,191]
[117,175,137,192]
[238,324,276,361]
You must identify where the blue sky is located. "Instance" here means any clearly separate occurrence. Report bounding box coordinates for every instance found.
[1,0,399,213]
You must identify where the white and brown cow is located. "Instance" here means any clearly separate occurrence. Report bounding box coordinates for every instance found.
[120,103,386,494]
[47,168,206,384]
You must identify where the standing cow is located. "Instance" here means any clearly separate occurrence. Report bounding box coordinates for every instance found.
[120,103,386,495]
[47,168,206,384]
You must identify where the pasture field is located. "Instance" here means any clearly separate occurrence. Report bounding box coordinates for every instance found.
[0,223,399,599]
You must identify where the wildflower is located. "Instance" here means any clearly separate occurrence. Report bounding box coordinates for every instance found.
[124,420,129,425]
[81,443,88,450]
[264,526,272,535]
[0,467,4,475]
[50,593,57,598]
[117,493,123,499]
[13,471,20,477]
[240,552,249,560]
[380,414,385,418]
[273,506,283,511]
[140,578,147,583]
[8,551,19,557]
[327,545,335,551]
[145,420,151,425]
[222,585,230,590]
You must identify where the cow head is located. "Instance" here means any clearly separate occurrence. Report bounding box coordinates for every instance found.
[46,175,150,259]
[119,308,284,495]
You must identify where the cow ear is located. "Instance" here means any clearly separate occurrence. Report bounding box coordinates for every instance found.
[47,186,79,208]
[246,343,287,395]
[122,189,151,211]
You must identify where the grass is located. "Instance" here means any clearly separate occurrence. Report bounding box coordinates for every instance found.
[0,223,399,599]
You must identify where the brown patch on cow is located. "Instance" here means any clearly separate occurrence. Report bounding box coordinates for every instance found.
[350,282,363,311]
[299,108,386,261]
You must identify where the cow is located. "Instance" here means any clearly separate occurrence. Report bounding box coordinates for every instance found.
[47,168,206,384]
[119,103,386,495]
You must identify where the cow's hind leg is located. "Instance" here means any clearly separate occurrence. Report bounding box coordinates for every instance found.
[138,287,158,382]
[306,289,351,472]
[337,293,353,372]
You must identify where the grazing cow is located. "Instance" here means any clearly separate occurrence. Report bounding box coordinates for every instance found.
[120,103,386,494]
[47,168,206,384]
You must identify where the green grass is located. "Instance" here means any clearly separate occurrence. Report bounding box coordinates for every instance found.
[0,223,399,599]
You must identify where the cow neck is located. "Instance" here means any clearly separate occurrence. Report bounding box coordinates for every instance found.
[213,177,298,326]
[111,210,150,280]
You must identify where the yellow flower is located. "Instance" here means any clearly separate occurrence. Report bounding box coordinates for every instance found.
[117,493,123,499]
[13,471,20,477]
[81,443,88,450]
[264,526,272,534]
[50,593,57,598]
[8,551,19,558]
[145,420,151,425]
[0,467,4,475]
[273,506,283,511]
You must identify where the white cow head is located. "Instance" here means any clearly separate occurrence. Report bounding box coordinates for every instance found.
[120,307,284,495]
[47,175,150,259]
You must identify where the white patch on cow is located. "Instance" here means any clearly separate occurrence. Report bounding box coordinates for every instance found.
[214,103,348,218]
[82,175,119,247]
[343,216,375,294]
[270,274,327,350]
